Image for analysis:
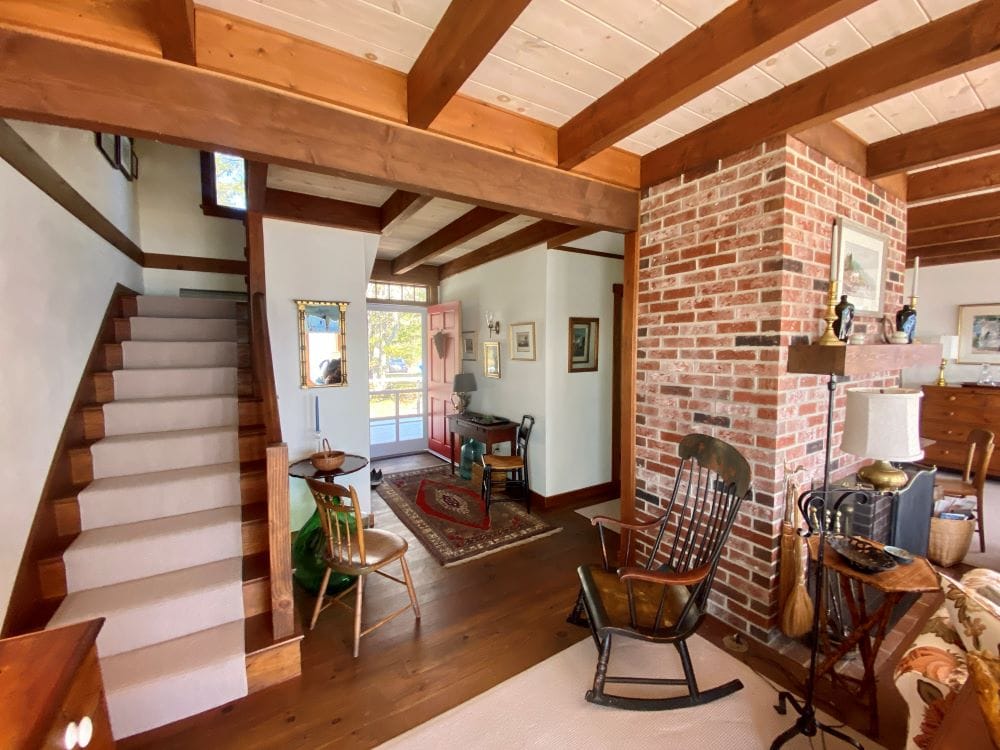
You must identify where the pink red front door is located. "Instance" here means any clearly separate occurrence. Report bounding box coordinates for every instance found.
[427,301,460,459]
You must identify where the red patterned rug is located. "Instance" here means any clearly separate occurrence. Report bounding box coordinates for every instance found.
[377,465,560,566]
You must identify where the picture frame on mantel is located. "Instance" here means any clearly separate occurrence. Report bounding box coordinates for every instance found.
[834,218,886,315]
[957,303,1000,364]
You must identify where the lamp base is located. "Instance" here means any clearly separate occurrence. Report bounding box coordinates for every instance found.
[450,392,471,414]
[857,460,908,491]
[936,358,947,387]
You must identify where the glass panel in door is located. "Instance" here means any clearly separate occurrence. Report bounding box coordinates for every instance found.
[368,305,428,458]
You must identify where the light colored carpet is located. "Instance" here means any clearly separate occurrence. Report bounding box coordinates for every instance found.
[378,635,881,750]
[575,498,621,521]
[959,477,1000,570]
[48,295,248,739]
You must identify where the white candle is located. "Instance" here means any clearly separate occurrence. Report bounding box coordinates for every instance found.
[830,223,839,282]
[912,256,919,299]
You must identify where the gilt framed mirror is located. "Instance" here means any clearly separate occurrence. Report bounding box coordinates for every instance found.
[296,300,349,388]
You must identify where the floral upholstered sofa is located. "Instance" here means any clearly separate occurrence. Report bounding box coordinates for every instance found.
[894,568,1000,749]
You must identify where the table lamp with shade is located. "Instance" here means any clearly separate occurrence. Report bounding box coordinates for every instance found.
[451,372,477,414]
[841,387,924,491]
[936,335,960,386]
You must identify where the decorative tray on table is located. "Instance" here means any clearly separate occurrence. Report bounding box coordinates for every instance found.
[829,535,898,573]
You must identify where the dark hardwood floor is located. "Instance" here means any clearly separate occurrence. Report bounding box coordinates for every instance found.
[127,452,929,749]
[128,454,604,749]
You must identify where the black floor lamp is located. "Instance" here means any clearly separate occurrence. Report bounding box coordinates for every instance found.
[770,371,869,750]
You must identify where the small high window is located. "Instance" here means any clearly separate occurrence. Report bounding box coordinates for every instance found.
[367,282,428,304]
[200,151,246,218]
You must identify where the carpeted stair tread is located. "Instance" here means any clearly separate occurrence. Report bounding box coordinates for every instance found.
[101,620,248,739]
[78,462,242,530]
[135,296,241,320]
[128,316,239,343]
[90,425,239,479]
[102,395,238,437]
[63,506,242,592]
[111,366,238,399]
[48,558,244,658]
[121,340,238,369]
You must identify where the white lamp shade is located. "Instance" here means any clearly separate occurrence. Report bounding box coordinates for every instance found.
[840,388,924,462]
[939,334,959,360]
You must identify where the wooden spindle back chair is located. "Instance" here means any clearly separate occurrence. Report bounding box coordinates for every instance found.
[305,479,420,657]
[482,414,535,513]
[575,434,753,710]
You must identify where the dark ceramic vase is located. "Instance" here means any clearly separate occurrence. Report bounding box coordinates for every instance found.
[833,295,855,341]
[896,305,917,343]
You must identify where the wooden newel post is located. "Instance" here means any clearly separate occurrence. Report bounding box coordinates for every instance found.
[267,443,294,640]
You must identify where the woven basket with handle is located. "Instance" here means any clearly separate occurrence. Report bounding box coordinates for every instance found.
[310,438,345,472]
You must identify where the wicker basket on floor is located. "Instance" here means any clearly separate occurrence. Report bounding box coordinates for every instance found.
[927,516,975,567]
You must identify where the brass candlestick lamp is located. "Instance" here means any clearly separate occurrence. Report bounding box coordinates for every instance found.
[841,387,925,491]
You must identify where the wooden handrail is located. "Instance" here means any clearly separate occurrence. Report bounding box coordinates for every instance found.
[251,291,281,445]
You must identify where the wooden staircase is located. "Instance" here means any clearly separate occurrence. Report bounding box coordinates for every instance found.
[2,286,300,739]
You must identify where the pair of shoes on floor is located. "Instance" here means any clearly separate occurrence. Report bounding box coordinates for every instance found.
[370,468,383,486]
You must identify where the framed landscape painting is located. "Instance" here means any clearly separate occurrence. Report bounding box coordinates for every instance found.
[483,341,501,379]
[568,317,599,373]
[834,218,886,315]
[957,303,1000,364]
[508,322,536,361]
[461,330,477,361]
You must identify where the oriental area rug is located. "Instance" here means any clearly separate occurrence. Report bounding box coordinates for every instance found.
[377,465,560,566]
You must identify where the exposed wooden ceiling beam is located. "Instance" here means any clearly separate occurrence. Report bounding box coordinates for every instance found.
[908,217,1000,248]
[558,0,875,169]
[868,108,1000,179]
[151,0,196,65]
[546,227,597,249]
[263,189,381,233]
[907,152,1000,203]
[380,190,432,233]
[440,220,575,279]
[908,238,1000,266]
[392,207,514,275]
[190,9,638,190]
[370,259,441,287]
[407,0,531,129]
[0,0,160,56]
[908,192,1000,231]
[0,25,637,232]
[640,0,1000,187]
[245,161,268,213]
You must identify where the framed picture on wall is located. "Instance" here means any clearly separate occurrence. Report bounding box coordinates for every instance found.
[95,132,116,167]
[957,303,1000,364]
[461,330,478,361]
[834,217,886,314]
[508,322,536,361]
[483,341,501,379]
[116,136,134,181]
[568,317,599,373]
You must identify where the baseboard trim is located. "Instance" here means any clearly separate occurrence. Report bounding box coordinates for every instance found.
[530,480,619,511]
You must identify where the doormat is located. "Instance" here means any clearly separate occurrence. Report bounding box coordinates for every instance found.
[377,465,560,567]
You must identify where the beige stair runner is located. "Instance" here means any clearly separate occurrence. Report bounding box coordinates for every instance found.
[47,295,250,739]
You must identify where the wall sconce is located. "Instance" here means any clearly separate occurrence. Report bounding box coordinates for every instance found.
[484,311,500,338]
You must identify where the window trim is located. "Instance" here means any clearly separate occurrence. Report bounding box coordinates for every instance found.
[200,151,247,220]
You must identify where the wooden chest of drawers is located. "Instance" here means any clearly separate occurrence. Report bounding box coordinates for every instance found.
[920,385,1000,477]
[0,619,114,749]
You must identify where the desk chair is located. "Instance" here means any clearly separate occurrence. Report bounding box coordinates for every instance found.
[482,414,534,513]
[936,428,995,553]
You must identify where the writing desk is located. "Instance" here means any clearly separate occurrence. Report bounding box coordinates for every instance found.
[447,414,517,475]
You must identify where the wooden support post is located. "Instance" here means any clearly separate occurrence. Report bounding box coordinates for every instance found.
[267,443,294,640]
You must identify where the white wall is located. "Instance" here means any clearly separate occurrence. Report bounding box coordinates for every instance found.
[902,259,1000,386]
[0,148,143,624]
[544,251,622,495]
[439,246,624,498]
[135,140,247,296]
[440,247,549,493]
[263,218,378,530]
[9,120,140,244]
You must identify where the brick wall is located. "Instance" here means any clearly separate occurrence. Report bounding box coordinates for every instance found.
[635,135,906,641]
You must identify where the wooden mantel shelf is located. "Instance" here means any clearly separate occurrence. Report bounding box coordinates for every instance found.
[787,343,942,376]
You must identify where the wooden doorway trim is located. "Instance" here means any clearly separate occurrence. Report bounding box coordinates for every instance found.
[611,283,623,489]
[618,232,639,566]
